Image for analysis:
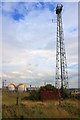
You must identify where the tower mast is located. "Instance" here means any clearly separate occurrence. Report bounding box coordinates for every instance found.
[55,4,69,89]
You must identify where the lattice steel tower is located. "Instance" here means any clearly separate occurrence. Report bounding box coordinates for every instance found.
[55,4,69,89]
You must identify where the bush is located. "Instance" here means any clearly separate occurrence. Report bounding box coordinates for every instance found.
[29,90,40,101]
[60,89,70,99]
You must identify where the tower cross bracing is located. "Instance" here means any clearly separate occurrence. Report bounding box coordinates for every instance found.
[55,4,69,89]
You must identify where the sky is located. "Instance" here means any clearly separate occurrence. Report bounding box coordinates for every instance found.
[0,2,78,88]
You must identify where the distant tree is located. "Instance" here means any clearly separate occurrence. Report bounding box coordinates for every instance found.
[39,84,57,91]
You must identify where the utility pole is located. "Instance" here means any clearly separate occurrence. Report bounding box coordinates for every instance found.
[16,88,19,105]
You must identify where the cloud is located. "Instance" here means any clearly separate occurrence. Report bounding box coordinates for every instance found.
[1,2,78,88]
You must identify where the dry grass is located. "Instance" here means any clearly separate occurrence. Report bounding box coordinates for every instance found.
[2,91,80,118]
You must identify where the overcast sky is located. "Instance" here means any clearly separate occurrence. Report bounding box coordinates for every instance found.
[0,2,78,88]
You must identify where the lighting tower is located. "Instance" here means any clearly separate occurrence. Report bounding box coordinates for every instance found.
[2,80,6,89]
[55,4,69,89]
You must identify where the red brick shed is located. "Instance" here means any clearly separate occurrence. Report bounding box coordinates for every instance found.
[40,90,60,100]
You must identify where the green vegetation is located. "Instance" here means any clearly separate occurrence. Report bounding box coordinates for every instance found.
[39,84,57,91]
[60,89,70,99]
[27,85,70,101]
[28,90,40,101]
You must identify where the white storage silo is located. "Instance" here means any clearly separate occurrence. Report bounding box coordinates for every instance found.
[17,83,26,92]
[7,83,16,91]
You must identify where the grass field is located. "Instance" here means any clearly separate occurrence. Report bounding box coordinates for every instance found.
[2,90,80,118]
